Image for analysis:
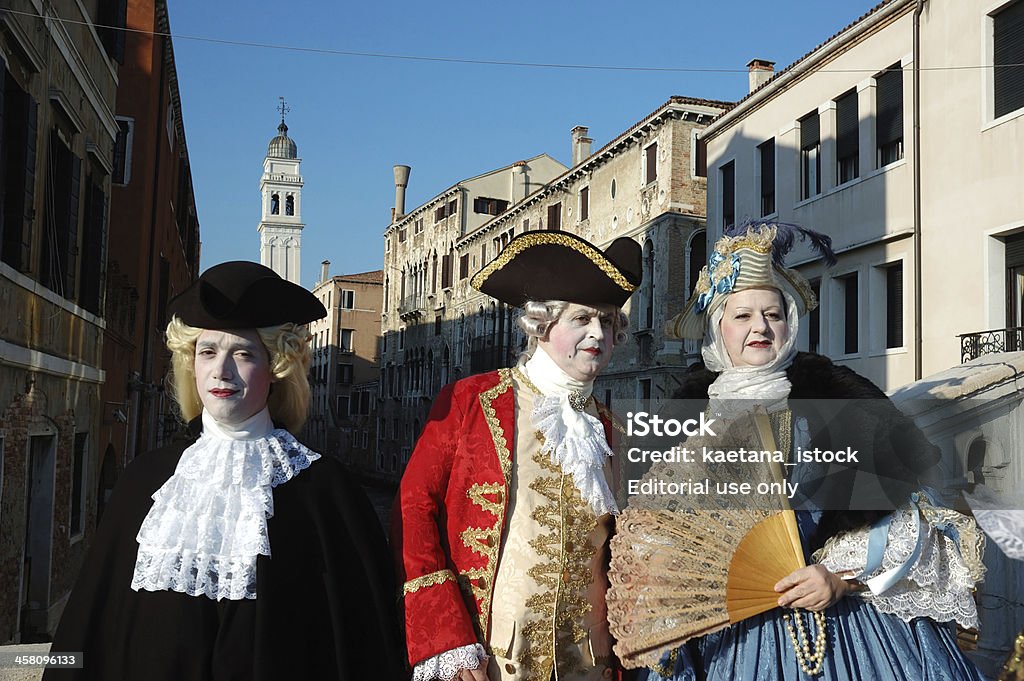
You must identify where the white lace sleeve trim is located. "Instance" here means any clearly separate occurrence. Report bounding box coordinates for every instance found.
[412,644,488,681]
[814,505,985,629]
[131,429,320,600]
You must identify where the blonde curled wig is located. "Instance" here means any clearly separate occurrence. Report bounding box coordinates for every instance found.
[165,315,313,433]
[517,299,629,359]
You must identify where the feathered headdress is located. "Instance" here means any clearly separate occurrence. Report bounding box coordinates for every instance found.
[668,221,837,339]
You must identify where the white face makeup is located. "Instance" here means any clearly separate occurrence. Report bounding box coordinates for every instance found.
[719,288,789,368]
[537,303,616,382]
[194,328,273,425]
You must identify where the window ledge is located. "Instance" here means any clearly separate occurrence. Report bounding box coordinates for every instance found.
[982,107,1024,133]
[868,346,908,358]
[793,159,907,209]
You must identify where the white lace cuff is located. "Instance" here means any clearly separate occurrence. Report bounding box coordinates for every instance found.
[815,503,985,629]
[412,644,488,681]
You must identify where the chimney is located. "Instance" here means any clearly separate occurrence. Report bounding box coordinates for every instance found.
[393,165,411,222]
[511,161,529,202]
[571,126,592,166]
[747,59,775,93]
[320,260,330,284]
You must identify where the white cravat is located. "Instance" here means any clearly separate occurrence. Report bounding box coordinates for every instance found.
[522,346,619,516]
[130,407,320,600]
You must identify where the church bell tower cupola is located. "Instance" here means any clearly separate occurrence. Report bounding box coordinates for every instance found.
[258,97,304,284]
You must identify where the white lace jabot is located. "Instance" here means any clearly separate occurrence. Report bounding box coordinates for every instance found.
[522,346,618,517]
[131,408,320,600]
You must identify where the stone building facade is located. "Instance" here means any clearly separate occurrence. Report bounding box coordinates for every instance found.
[0,0,121,641]
[377,96,730,482]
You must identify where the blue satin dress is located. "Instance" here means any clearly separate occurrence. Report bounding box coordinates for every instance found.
[643,512,985,681]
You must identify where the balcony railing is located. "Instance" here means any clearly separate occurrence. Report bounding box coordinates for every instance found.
[398,294,428,320]
[958,326,1024,363]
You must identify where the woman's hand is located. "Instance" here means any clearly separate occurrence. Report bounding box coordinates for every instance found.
[774,564,849,611]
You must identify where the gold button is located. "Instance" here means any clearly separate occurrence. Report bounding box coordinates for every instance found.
[505,663,516,674]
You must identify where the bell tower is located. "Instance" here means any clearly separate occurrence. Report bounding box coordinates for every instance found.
[257,97,304,284]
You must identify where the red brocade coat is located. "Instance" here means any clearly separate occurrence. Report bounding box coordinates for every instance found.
[392,368,617,669]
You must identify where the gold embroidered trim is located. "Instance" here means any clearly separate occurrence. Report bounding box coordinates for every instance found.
[520,445,599,679]
[470,232,637,294]
[713,224,776,256]
[457,369,514,642]
[467,482,504,516]
[403,569,457,595]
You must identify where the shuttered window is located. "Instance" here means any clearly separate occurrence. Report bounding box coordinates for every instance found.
[580,186,589,221]
[758,139,775,216]
[547,202,561,231]
[1,71,37,271]
[886,263,904,349]
[645,143,658,184]
[876,64,903,165]
[835,89,859,184]
[842,273,859,354]
[720,162,735,231]
[800,111,820,199]
[994,0,1024,118]
[695,136,707,177]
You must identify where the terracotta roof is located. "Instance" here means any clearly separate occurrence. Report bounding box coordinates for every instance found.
[333,269,383,284]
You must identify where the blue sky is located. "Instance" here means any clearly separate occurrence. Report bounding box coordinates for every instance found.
[167,1,881,289]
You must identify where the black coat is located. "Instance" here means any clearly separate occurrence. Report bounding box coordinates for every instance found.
[45,427,405,681]
[675,352,940,551]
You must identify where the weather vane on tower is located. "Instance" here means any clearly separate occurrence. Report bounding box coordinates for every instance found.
[277,96,291,125]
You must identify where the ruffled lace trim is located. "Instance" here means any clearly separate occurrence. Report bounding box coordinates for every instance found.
[412,644,487,681]
[131,429,320,600]
[814,504,985,629]
[532,395,618,517]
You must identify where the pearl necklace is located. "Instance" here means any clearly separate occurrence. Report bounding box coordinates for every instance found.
[782,609,827,676]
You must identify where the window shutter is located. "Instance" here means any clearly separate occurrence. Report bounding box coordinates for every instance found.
[886,264,903,349]
[0,70,6,243]
[800,112,819,150]
[695,136,707,177]
[66,153,82,299]
[645,143,658,183]
[995,0,1024,118]
[1006,233,1024,268]
[875,65,903,147]
[721,162,735,229]
[835,89,858,160]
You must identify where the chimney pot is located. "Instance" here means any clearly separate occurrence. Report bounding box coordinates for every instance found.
[320,260,330,283]
[747,59,775,93]
[393,165,411,222]
[571,126,593,166]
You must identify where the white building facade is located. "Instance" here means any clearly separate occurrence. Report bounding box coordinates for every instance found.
[701,0,1024,392]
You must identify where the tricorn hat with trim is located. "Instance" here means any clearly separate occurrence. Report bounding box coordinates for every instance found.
[167,261,327,329]
[471,231,642,308]
[667,222,836,339]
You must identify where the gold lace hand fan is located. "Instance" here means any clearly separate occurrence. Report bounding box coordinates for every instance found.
[608,409,805,670]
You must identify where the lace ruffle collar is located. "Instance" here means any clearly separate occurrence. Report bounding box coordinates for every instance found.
[131,408,320,600]
[522,347,619,516]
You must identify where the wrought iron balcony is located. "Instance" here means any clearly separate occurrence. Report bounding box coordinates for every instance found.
[958,326,1024,363]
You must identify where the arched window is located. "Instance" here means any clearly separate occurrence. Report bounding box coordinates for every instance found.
[271,194,280,215]
[285,195,295,216]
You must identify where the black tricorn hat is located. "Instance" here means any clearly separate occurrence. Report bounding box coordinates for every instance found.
[470,232,642,308]
[167,261,326,329]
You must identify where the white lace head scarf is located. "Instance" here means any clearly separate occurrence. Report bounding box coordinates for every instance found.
[703,287,800,417]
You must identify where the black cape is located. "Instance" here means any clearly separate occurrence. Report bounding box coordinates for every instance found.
[45,426,405,681]
[676,352,941,551]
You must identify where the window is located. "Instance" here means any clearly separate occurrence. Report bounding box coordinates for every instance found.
[720,162,735,231]
[579,186,590,221]
[639,378,652,403]
[71,433,87,537]
[336,395,349,417]
[885,263,904,349]
[841,273,859,354]
[694,133,707,178]
[835,89,859,184]
[414,218,424,234]
[876,64,904,166]
[473,197,509,216]
[435,315,442,336]
[285,195,294,216]
[79,176,107,315]
[687,231,706,298]
[112,117,133,185]
[522,218,530,232]
[644,142,658,184]
[441,252,452,288]
[758,139,775,216]
[337,363,354,385]
[800,111,821,200]
[808,279,821,354]
[547,202,562,231]
[1,70,37,271]
[271,193,280,214]
[385,238,391,253]
[459,253,469,279]
[480,243,487,266]
[994,1,1024,118]
[340,329,354,352]
[340,289,355,309]
[40,128,81,299]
